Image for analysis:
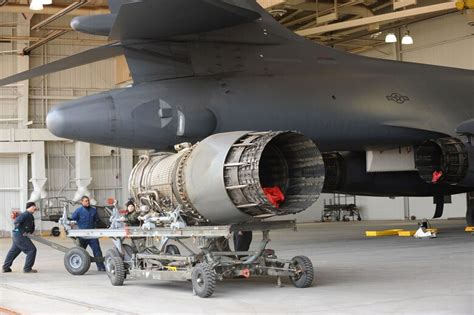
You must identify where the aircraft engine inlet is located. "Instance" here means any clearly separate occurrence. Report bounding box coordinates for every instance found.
[128,131,325,226]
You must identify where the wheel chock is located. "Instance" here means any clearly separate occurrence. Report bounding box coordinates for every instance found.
[398,230,416,237]
[365,229,403,237]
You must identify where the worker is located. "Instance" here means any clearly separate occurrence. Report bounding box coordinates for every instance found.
[71,196,106,271]
[123,200,140,226]
[2,202,38,273]
[233,230,253,251]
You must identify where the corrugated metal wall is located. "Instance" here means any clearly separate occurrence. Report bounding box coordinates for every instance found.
[0,156,20,234]
[0,13,19,130]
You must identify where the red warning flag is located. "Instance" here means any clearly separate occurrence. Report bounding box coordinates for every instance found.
[432,170,443,183]
[263,186,285,208]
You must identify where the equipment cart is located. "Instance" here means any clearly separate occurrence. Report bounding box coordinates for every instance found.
[31,207,315,298]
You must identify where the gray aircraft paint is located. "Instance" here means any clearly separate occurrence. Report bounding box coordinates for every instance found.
[1,0,473,198]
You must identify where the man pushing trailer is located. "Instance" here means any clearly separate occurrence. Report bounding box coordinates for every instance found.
[2,202,38,273]
[71,196,106,271]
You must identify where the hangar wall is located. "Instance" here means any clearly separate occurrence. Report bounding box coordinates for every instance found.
[0,11,472,234]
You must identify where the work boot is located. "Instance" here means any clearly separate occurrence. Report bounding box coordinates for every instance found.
[23,269,38,273]
[2,268,12,273]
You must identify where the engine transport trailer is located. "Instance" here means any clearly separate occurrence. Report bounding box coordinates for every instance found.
[30,206,314,298]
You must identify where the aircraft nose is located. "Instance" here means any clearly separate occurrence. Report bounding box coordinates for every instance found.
[46,108,66,138]
[46,91,115,142]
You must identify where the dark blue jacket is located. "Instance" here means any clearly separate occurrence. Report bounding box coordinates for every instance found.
[71,206,100,229]
[13,211,35,234]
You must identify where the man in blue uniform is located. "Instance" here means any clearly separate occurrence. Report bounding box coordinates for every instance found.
[71,196,106,271]
[2,202,38,273]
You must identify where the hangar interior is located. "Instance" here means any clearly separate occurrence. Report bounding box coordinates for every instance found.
[0,0,473,236]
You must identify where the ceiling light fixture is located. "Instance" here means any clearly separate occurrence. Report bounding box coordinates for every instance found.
[402,31,414,45]
[42,0,53,5]
[30,0,44,10]
[385,32,397,43]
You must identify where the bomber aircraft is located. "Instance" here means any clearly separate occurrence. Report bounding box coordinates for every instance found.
[1,0,473,225]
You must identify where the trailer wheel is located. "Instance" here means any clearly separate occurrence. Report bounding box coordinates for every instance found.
[289,256,314,288]
[51,227,60,237]
[64,247,91,275]
[106,256,125,286]
[105,248,120,259]
[192,263,216,298]
[165,244,180,255]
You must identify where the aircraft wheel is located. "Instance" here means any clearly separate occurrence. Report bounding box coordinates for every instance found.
[165,244,180,255]
[106,257,125,286]
[64,247,91,275]
[192,263,216,298]
[289,256,314,288]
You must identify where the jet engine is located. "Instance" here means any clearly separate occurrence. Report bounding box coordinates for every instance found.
[415,137,474,187]
[128,131,325,225]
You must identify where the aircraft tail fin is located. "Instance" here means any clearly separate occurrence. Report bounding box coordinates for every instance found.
[0,43,123,87]
[108,0,261,40]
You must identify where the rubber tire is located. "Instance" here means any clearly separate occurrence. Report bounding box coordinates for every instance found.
[51,227,60,237]
[64,247,91,276]
[467,192,474,226]
[165,244,180,255]
[289,256,314,288]
[192,263,216,298]
[105,248,120,259]
[106,256,125,286]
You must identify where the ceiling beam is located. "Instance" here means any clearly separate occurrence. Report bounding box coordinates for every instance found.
[296,1,460,36]
[257,0,287,9]
[0,3,109,15]
[31,0,88,31]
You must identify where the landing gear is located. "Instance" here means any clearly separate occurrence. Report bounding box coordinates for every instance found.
[467,192,474,226]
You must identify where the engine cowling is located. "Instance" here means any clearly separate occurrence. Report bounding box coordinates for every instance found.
[129,131,325,225]
[415,137,474,187]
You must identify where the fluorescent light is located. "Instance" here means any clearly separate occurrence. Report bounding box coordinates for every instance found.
[385,32,397,43]
[402,31,413,45]
[30,0,44,10]
[42,0,52,5]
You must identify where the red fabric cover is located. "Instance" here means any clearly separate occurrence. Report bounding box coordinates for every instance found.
[10,210,20,220]
[263,186,285,208]
[432,170,443,183]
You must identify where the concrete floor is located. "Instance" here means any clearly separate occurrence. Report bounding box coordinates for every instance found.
[0,219,473,314]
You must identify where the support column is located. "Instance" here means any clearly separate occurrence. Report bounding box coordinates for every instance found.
[18,154,28,211]
[120,148,133,205]
[74,141,96,204]
[29,141,48,202]
[16,13,32,128]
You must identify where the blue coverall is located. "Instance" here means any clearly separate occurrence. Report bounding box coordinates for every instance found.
[3,211,37,272]
[71,206,105,270]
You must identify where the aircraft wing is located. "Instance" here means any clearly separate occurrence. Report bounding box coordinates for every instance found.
[108,0,261,40]
[0,43,123,87]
